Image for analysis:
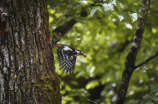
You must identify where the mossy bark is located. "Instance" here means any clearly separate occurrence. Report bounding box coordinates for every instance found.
[0,0,61,103]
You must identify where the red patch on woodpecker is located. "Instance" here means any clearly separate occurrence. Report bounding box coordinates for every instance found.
[56,44,62,48]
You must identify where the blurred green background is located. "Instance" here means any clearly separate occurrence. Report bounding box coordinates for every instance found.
[49,0,158,104]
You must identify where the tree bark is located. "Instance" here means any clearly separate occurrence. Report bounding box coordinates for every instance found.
[0,0,61,103]
[116,0,151,104]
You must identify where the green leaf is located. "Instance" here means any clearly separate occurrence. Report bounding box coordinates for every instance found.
[118,14,124,21]
[86,80,99,90]
[118,12,127,21]
[145,101,154,104]
[151,85,158,92]
[134,10,143,18]
[151,97,158,101]
[90,6,101,17]
[128,12,138,22]
[65,16,73,22]
[155,92,158,96]
[103,3,114,11]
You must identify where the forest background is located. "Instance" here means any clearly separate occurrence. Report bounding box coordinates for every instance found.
[50,0,158,104]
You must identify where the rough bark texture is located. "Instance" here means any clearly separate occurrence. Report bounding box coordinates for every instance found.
[0,0,61,103]
[116,0,151,104]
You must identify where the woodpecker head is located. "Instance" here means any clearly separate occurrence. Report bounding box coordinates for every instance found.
[56,44,62,48]
[74,50,86,57]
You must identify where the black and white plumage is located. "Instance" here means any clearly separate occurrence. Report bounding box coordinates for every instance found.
[56,44,86,74]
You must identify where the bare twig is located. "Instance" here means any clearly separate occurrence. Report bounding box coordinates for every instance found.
[50,2,74,31]
[82,95,97,104]
[135,51,158,69]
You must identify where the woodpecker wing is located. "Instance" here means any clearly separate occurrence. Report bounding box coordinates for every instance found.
[57,47,76,74]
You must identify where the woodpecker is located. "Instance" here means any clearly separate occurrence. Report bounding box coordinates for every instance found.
[55,44,86,74]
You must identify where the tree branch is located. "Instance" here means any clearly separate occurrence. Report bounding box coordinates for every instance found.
[116,0,151,104]
[50,2,74,31]
[135,52,158,69]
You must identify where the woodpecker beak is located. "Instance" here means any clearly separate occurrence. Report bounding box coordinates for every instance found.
[80,52,86,57]
[74,52,86,57]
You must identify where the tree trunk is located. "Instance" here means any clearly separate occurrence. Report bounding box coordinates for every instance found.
[0,0,61,103]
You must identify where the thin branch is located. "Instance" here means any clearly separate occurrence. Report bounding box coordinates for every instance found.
[135,51,158,69]
[82,95,97,104]
[50,2,74,31]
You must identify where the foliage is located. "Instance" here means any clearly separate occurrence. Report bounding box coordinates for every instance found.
[49,0,158,104]
[140,85,158,104]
